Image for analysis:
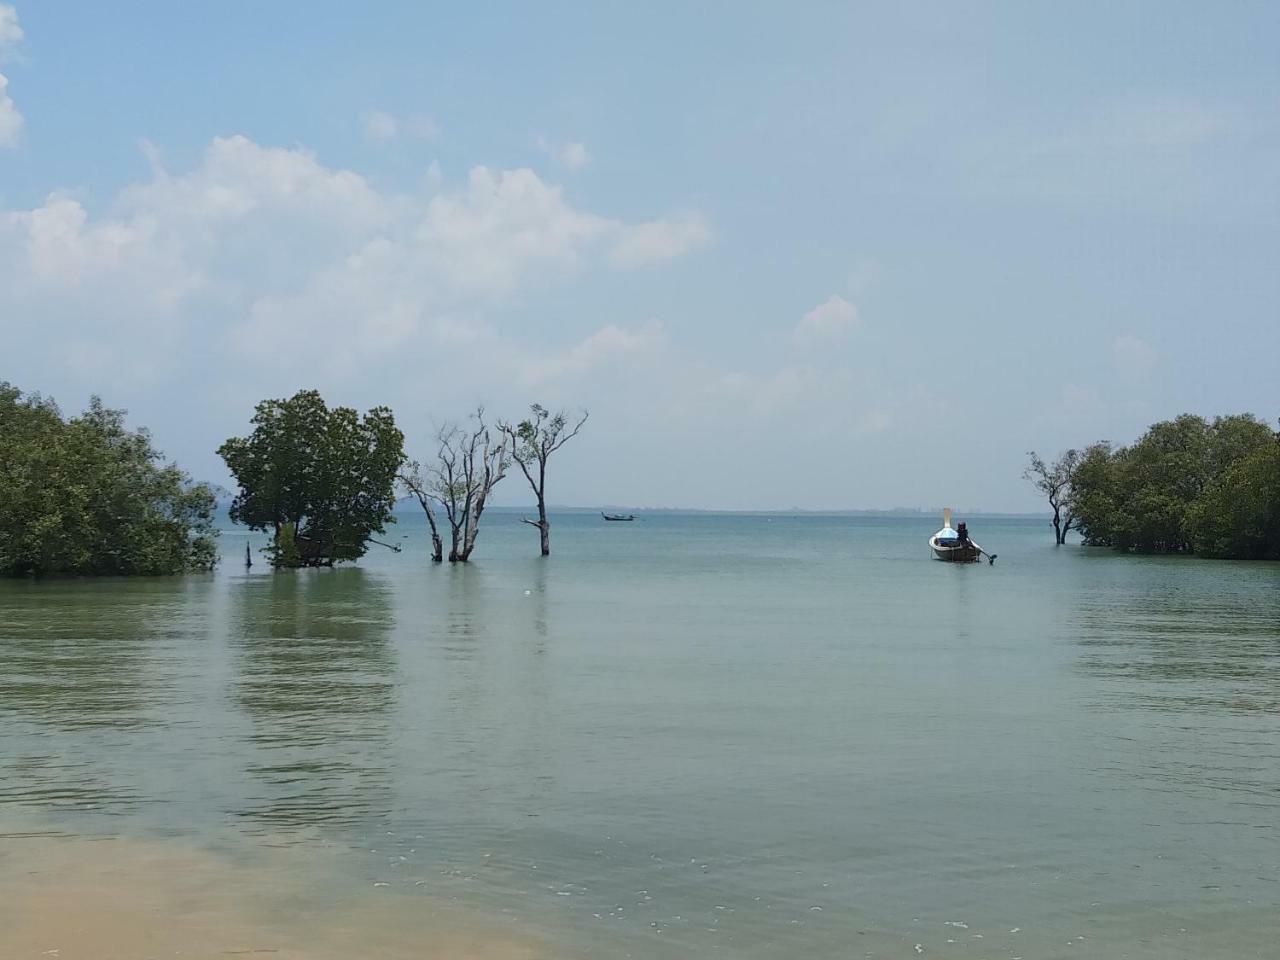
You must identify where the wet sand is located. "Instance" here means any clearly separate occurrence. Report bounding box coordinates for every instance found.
[0,833,548,960]
[3,829,1278,959]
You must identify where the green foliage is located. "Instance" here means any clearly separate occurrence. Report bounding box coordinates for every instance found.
[218,390,404,567]
[499,403,588,556]
[1188,442,1280,560]
[1072,414,1279,558]
[0,382,218,576]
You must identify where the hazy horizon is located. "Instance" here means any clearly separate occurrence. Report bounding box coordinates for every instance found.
[224,499,1054,518]
[3,3,1276,512]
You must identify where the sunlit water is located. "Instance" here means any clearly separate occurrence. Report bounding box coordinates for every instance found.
[1,512,1277,958]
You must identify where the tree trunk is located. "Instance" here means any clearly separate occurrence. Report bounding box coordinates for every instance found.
[1052,506,1064,545]
[457,511,480,561]
[422,500,444,562]
[459,524,479,561]
[537,495,549,556]
[425,517,443,563]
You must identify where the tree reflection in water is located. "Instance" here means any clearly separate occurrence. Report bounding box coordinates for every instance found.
[0,577,215,814]
[230,568,398,832]
[1071,559,1280,809]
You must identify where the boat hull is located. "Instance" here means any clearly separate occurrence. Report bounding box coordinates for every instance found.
[929,537,982,562]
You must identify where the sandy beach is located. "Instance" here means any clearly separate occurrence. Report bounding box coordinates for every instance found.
[0,833,547,960]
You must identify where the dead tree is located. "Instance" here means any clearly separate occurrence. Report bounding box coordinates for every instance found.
[501,405,588,556]
[1024,449,1083,545]
[406,409,509,562]
[398,461,445,562]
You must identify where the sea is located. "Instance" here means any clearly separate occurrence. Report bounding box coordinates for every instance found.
[1,511,1277,958]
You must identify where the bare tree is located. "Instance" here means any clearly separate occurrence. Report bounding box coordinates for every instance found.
[1024,449,1083,545]
[398,461,445,562]
[500,404,588,556]
[403,409,509,562]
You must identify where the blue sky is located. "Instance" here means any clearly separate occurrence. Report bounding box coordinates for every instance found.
[2,2,1277,510]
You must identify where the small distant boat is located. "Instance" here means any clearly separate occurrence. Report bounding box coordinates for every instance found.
[602,512,636,522]
[929,507,989,563]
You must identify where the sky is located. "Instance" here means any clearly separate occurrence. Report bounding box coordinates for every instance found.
[1,2,1277,512]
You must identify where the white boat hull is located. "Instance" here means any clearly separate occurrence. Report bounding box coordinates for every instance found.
[929,535,982,562]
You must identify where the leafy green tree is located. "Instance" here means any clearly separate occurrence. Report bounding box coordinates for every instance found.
[1071,414,1277,556]
[1205,414,1277,477]
[0,382,218,576]
[500,404,588,556]
[218,390,404,567]
[1188,439,1280,560]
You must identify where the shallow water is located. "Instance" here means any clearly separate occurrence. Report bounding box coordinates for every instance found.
[1,513,1278,958]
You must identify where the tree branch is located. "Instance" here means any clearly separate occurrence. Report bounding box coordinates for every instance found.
[547,410,589,454]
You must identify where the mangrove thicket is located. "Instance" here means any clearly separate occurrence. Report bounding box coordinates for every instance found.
[0,382,218,576]
[1030,413,1280,560]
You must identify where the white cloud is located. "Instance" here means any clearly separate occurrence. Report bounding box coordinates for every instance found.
[415,166,613,296]
[363,110,398,142]
[609,212,710,267]
[0,73,20,148]
[980,97,1241,207]
[560,141,590,171]
[0,135,709,384]
[1112,334,1158,373]
[0,6,22,149]
[539,137,591,172]
[0,5,21,54]
[364,109,438,143]
[10,193,157,285]
[519,320,666,385]
[0,131,928,508]
[795,295,859,343]
[710,364,814,412]
[120,135,390,228]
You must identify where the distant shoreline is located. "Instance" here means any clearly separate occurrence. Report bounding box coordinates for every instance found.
[419,504,1054,520]
[213,499,1054,521]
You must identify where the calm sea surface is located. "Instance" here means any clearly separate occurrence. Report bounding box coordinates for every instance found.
[1,513,1277,958]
